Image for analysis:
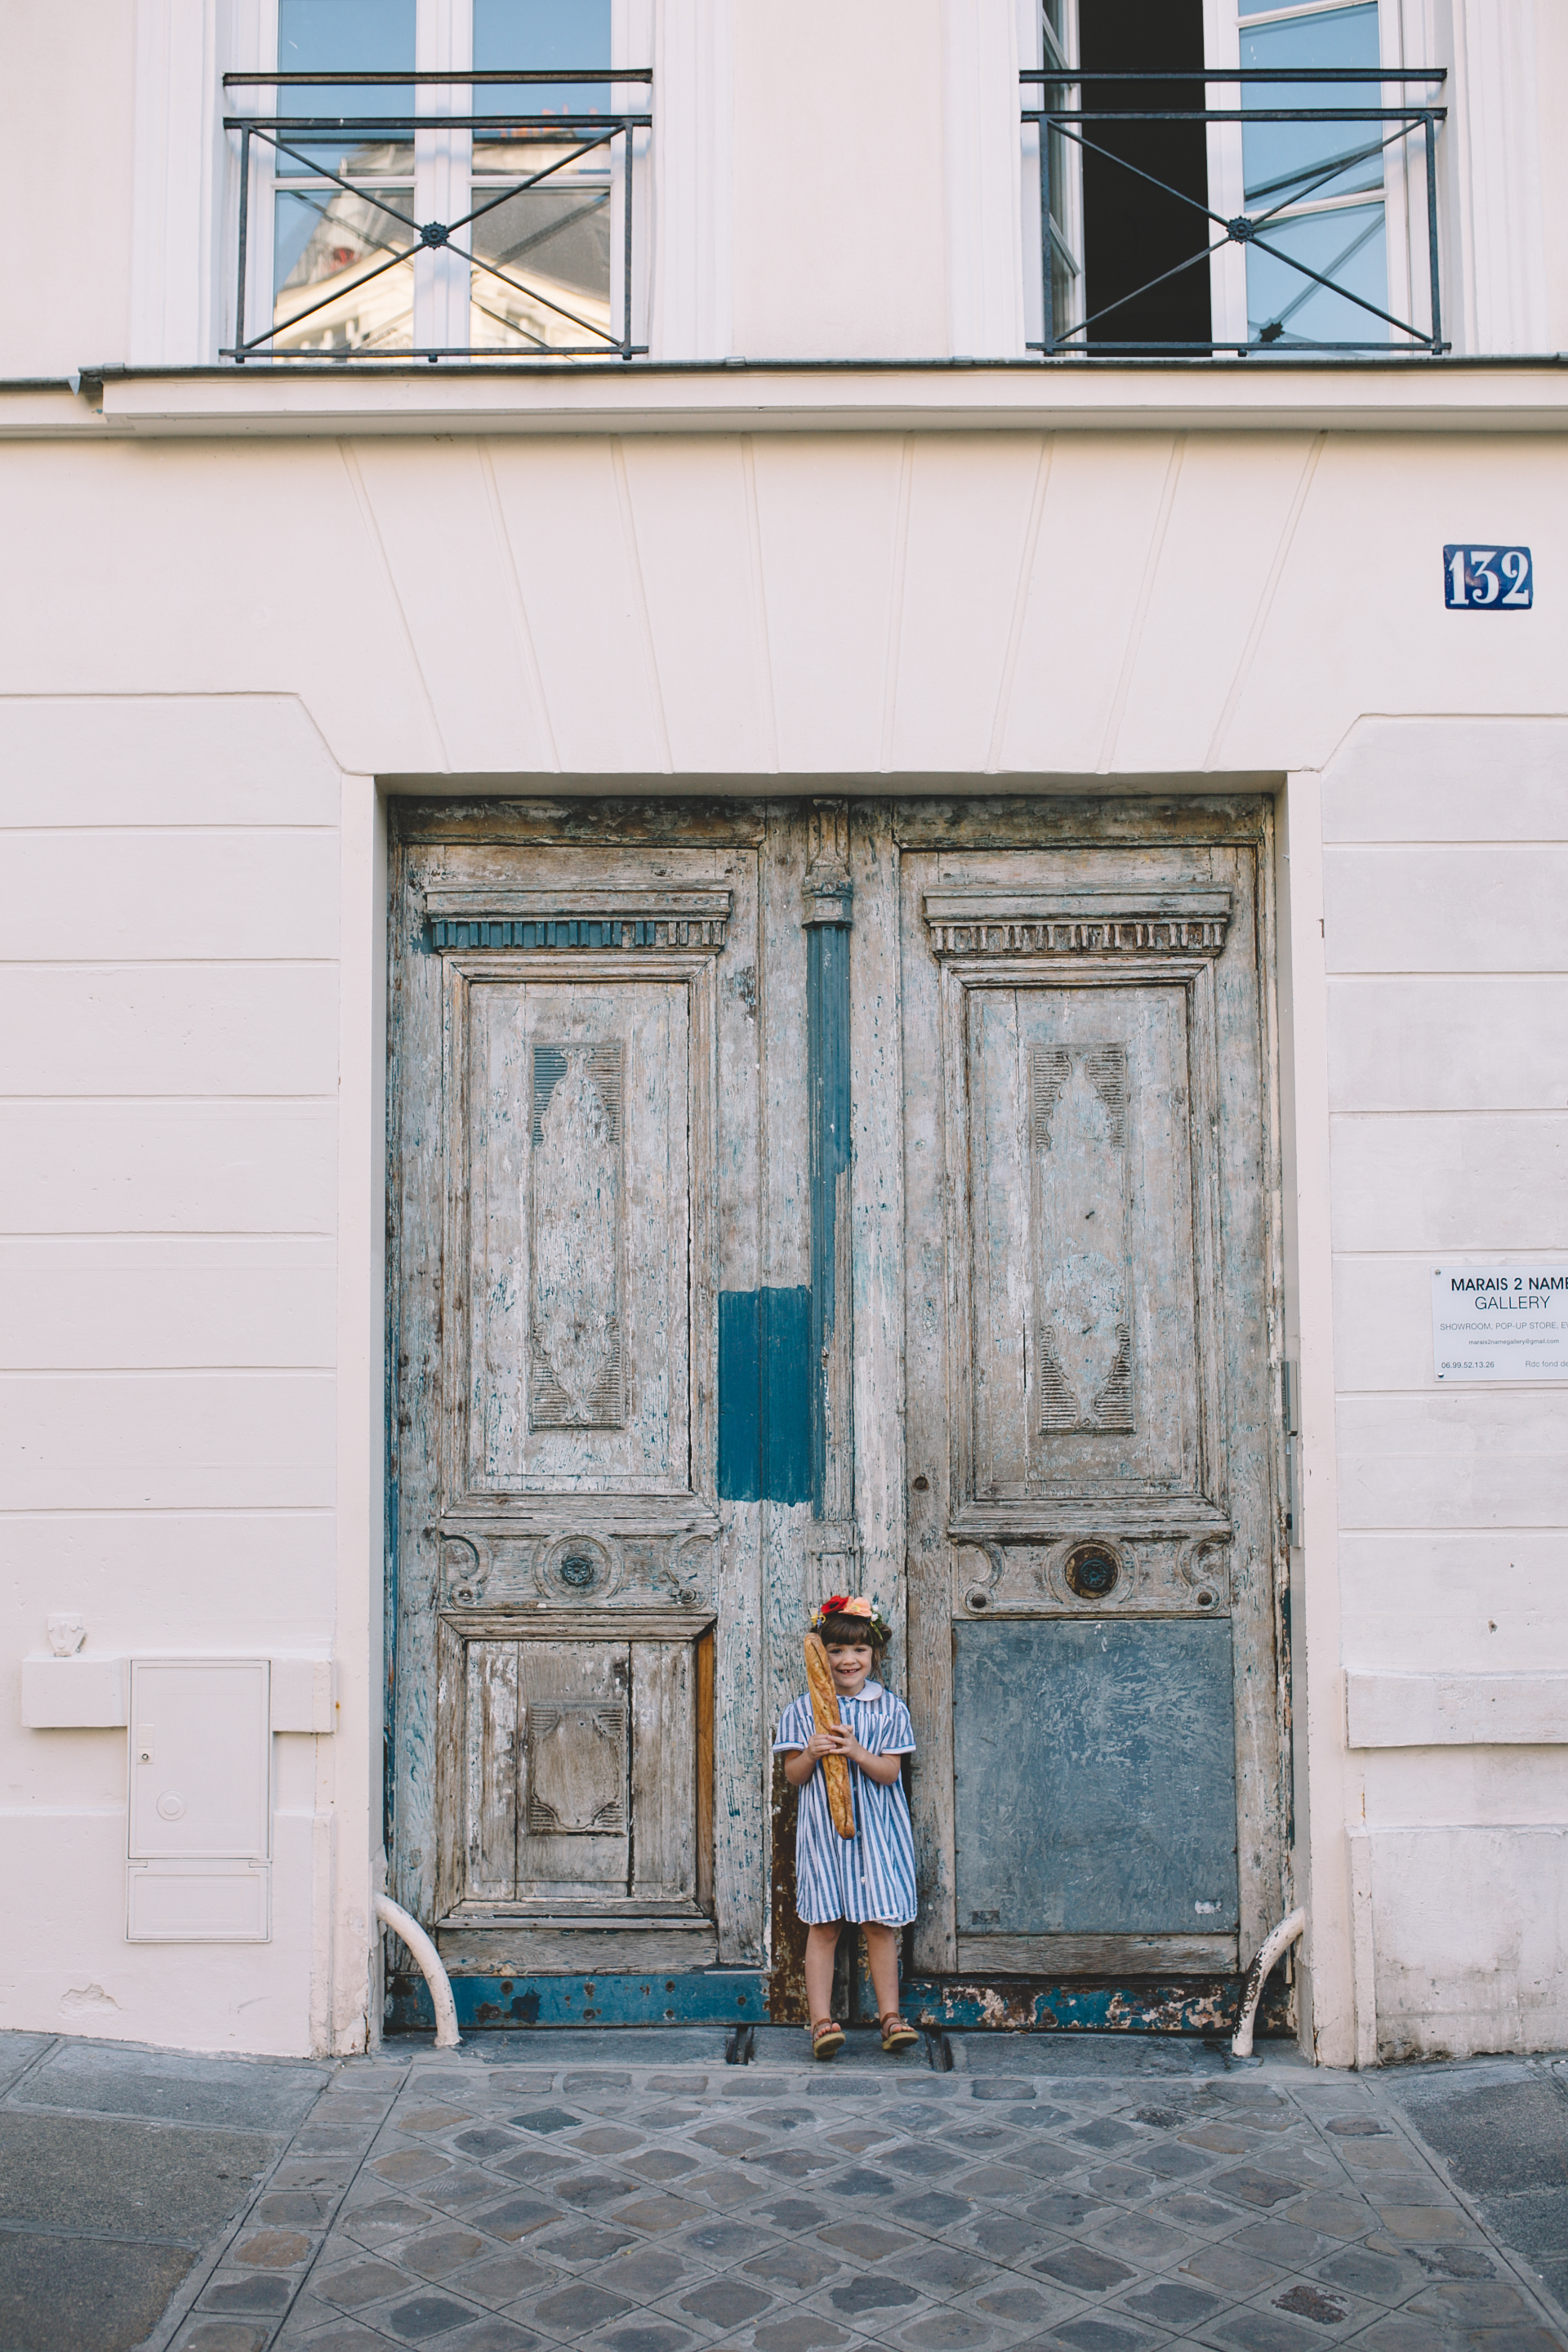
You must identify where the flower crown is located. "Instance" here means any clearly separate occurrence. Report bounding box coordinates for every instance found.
[809,1593,891,1644]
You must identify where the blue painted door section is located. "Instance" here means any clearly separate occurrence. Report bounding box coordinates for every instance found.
[952,1619,1240,1938]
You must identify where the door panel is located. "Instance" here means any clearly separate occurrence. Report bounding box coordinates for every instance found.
[952,1616,1241,1967]
[901,821,1281,1985]
[393,819,759,1977]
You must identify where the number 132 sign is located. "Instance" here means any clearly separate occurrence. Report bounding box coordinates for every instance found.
[1444,545,1533,608]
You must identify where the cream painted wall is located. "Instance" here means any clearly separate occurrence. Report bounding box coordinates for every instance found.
[1320,715,1568,2060]
[0,696,378,2056]
[0,433,1562,782]
[1535,0,1568,351]
[0,0,136,376]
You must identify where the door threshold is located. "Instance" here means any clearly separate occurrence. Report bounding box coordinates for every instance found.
[385,1965,765,2035]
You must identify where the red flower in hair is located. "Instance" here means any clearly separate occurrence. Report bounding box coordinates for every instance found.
[823,1594,851,1617]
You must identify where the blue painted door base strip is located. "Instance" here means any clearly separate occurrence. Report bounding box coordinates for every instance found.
[385,1968,1290,2037]
[386,1970,768,2034]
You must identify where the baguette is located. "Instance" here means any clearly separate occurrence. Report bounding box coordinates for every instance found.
[804,1632,857,1840]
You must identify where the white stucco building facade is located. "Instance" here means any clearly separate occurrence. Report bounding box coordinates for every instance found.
[2,0,1566,2069]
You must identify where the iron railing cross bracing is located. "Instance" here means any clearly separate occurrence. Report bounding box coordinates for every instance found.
[222,68,652,363]
[1021,65,1447,357]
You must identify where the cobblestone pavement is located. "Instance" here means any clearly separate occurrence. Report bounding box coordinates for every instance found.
[2,2028,1565,2352]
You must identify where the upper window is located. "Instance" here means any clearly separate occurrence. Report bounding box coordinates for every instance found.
[1022,0,1444,356]
[230,0,642,362]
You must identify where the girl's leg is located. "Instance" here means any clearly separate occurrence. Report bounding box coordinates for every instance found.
[861,1923,902,2020]
[804,1922,843,2024]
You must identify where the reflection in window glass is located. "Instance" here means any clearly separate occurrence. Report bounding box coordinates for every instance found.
[1239,0,1388,346]
[270,0,416,352]
[470,0,616,352]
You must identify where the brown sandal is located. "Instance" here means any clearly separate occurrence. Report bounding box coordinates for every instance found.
[880,2012,920,2053]
[811,2020,845,2060]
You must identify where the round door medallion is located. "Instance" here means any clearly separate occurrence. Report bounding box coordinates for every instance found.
[1063,1543,1120,1601]
[156,1791,188,1821]
[559,1553,599,1591]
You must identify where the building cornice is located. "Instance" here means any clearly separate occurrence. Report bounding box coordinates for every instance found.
[1,356,1566,439]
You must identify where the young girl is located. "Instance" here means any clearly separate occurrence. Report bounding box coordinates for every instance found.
[775,1594,921,2058]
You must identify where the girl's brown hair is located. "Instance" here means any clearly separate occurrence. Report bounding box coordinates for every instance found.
[817,1611,890,1651]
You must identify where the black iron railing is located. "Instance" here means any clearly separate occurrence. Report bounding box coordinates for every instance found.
[1021,65,1447,356]
[222,69,651,362]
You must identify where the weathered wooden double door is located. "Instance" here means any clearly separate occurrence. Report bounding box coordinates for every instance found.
[389,798,1285,2002]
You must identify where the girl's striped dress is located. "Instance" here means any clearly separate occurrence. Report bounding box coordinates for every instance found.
[773,1680,918,1926]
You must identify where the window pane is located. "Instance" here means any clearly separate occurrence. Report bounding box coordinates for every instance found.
[1246,198,1387,345]
[1241,6,1383,212]
[273,185,416,353]
[274,0,415,176]
[473,0,612,115]
[466,167,614,350]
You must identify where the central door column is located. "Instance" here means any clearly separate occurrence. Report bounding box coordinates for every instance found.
[803,801,858,1607]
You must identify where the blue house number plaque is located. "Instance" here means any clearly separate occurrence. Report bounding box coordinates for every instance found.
[1444,545,1533,608]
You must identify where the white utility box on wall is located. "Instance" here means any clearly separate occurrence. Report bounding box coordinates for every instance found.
[127,1659,272,1942]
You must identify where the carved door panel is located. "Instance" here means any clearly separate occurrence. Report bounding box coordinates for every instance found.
[901,823,1282,1986]
[390,820,756,1978]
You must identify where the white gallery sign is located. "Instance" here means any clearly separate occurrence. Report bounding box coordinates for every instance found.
[1432,1264,1568,1382]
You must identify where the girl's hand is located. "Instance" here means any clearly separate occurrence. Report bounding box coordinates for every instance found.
[801,1726,850,1764]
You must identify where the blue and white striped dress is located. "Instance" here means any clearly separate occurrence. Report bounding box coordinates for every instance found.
[774,1681,918,1926]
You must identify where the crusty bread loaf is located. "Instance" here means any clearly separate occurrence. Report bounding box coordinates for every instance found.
[804,1632,856,1839]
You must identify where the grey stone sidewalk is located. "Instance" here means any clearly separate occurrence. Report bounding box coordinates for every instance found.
[2,2027,1564,2352]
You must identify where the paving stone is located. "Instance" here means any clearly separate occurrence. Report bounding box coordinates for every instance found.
[1183,2124,1264,2155]
[950,2162,1040,2198]
[1032,2247,1134,2293]
[976,2285,1067,2324]
[1233,2221,1338,2269]
[1374,2207,1471,2243]
[817,2220,912,2259]
[1044,2314,1152,2352]
[592,2328,690,2352]
[510,2109,581,2135]
[764,2196,831,2231]
[746,2243,844,2288]
[1152,2189,1239,2229]
[451,2249,559,2304]
[969,2081,1036,2102]
[679,2277,774,2323]
[441,2322,540,2351]
[1212,2310,1323,2350]
[1281,2193,1374,2239]
[383,2291,479,2340]
[898,2190,974,2227]
[751,2321,853,2352]
[1086,2211,1187,2262]
[572,2126,645,2153]
[828,2274,922,2314]
[831,2165,897,2198]
[531,2279,635,2332]
[559,2175,635,2211]
[177,2326,273,2352]
[648,2076,707,2095]
[679,2217,761,2258]
[1025,2193,1113,2230]
[564,2074,634,2093]
[755,2146,843,2179]
[967,2213,1052,2263]
[376,2149,454,2184]
[1213,2167,1305,2210]
[199,2273,296,2313]
[455,2127,521,2159]
[612,2192,701,2231]
[472,2193,559,2240]
[685,2165,760,2207]
[902,2246,996,2293]
[883,2142,965,2178]
[1409,2277,1546,2325]
[538,2219,638,2261]
[1312,2246,1413,2302]
[897,2316,997,2349]
[595,2247,691,2297]
[315,2256,421,2306]
[1138,2140,1211,2180]
[400,2107,475,2135]
[403,2226,488,2276]
[626,2148,700,2180]
[1182,2242,1283,2295]
[1407,2242,1497,2280]
[693,2122,766,2153]
[1119,2277,1223,2327]
[1273,2282,1353,2324]
[1346,2323,1450,2352]
[1069,2119,1141,2152]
